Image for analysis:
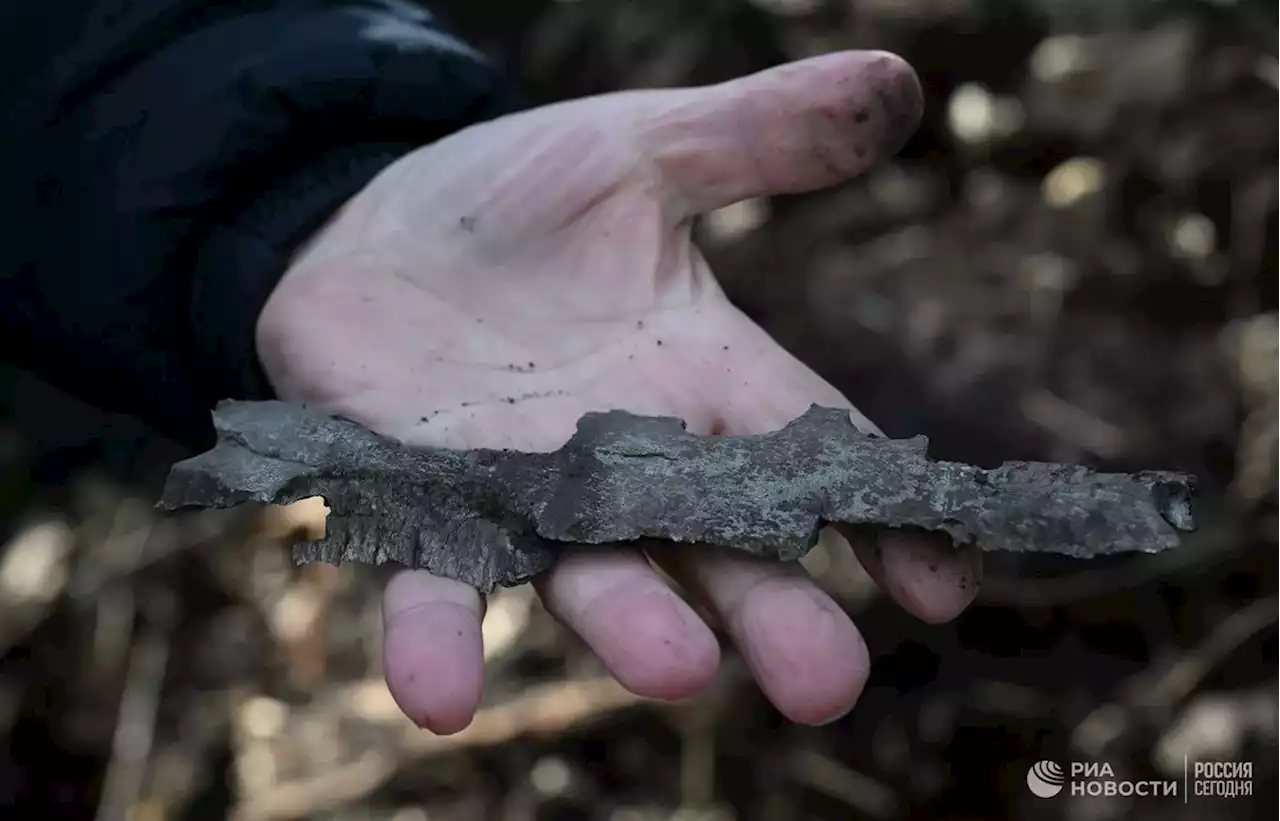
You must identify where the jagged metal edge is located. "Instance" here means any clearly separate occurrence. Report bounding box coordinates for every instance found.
[155,400,1198,592]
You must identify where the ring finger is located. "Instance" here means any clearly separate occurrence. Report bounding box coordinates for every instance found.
[648,546,870,725]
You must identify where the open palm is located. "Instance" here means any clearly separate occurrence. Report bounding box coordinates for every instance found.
[255,50,982,733]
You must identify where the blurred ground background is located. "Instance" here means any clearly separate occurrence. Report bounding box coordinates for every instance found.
[1,0,1277,819]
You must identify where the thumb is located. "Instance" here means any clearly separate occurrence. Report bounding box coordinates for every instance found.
[636,50,923,216]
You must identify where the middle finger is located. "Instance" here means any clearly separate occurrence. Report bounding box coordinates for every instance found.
[535,546,722,700]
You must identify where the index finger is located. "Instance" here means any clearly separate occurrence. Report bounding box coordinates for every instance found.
[382,569,486,735]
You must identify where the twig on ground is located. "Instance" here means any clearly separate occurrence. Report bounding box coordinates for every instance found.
[1073,594,1279,756]
[785,749,900,818]
[1140,595,1279,710]
[229,676,650,821]
[94,587,177,821]
[1019,389,1128,459]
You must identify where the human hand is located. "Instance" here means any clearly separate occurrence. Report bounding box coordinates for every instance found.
[254,50,983,733]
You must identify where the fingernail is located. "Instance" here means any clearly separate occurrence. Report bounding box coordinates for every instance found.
[864,52,925,157]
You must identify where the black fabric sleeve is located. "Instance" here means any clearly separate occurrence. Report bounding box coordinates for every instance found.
[0,1,522,450]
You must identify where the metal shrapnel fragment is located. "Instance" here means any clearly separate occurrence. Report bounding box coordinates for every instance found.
[156,401,1197,592]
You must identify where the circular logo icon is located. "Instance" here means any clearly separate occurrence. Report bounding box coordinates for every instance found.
[1027,760,1065,798]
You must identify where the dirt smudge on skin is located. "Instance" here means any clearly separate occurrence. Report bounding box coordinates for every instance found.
[864,56,925,156]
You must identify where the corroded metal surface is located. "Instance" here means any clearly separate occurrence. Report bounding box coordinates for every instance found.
[157,401,1198,591]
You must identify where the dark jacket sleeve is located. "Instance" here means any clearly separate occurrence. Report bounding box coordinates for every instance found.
[0,0,522,450]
